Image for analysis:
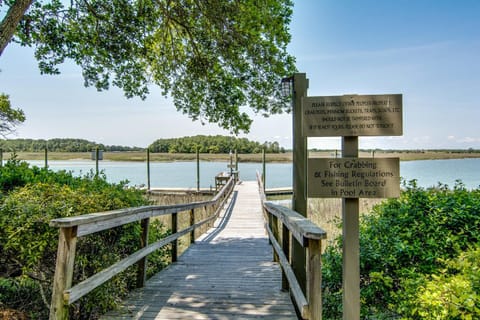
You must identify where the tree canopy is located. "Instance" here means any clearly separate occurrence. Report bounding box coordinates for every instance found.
[149,135,284,153]
[1,0,296,133]
[0,93,25,137]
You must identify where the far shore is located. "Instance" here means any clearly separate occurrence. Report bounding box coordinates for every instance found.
[3,150,480,163]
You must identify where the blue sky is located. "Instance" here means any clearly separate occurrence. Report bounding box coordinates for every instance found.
[1,1,480,149]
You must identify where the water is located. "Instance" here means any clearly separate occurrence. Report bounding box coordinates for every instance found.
[400,158,480,189]
[25,158,480,190]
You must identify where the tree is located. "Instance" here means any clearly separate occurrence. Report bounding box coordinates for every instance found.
[0,0,33,55]
[1,0,296,133]
[0,93,25,137]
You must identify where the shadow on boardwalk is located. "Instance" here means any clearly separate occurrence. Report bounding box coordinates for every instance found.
[101,181,297,320]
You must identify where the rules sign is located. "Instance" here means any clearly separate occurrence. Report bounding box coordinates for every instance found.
[303,94,402,137]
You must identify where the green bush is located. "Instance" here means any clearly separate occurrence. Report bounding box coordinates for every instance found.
[322,180,480,319]
[0,160,170,319]
[409,245,480,319]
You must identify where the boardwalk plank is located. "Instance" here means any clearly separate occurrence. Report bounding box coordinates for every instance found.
[101,181,297,319]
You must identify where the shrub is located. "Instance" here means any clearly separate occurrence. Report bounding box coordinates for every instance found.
[321,180,480,319]
[0,160,170,319]
[402,245,480,319]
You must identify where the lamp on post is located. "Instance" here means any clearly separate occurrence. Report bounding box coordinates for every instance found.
[282,73,309,297]
[280,76,294,97]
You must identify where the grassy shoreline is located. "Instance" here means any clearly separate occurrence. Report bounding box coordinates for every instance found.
[3,150,480,162]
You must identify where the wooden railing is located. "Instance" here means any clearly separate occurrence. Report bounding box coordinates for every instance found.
[257,172,326,320]
[49,177,235,320]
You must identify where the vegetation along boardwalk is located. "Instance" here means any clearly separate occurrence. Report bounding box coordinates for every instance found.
[101,181,298,319]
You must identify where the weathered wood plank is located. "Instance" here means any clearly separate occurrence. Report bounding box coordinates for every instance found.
[266,223,309,318]
[50,202,209,229]
[49,227,77,320]
[264,201,327,245]
[101,181,297,320]
[65,214,219,304]
[50,177,235,232]
[307,239,323,320]
[136,217,149,288]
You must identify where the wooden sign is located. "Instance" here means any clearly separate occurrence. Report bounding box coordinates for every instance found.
[303,94,402,137]
[307,158,400,198]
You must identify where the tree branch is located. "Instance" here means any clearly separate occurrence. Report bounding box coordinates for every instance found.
[0,0,34,56]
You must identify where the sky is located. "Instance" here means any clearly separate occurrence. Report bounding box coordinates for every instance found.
[1,0,480,150]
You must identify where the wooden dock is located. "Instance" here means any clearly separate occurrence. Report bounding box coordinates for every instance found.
[101,181,298,319]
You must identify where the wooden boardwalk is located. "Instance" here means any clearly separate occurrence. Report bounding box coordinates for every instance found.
[101,181,298,320]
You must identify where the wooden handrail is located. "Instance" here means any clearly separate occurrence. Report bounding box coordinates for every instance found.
[49,176,235,320]
[256,171,326,320]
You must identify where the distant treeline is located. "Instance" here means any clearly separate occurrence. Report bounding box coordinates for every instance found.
[0,138,143,152]
[0,136,286,154]
[149,135,285,153]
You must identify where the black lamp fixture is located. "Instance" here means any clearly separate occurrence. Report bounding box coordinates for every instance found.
[280,76,294,97]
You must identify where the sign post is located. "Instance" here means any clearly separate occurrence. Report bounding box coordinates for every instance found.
[302,93,402,320]
[292,73,309,293]
[342,136,360,320]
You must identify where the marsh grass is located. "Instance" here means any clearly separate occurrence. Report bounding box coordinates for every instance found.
[268,195,384,248]
[308,198,384,245]
[7,150,480,162]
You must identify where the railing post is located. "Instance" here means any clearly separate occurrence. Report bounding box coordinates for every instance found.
[204,205,209,232]
[306,239,323,320]
[235,149,238,182]
[49,226,78,320]
[95,147,99,177]
[262,148,266,190]
[282,224,290,292]
[196,148,200,192]
[171,212,178,262]
[190,208,195,244]
[271,214,279,262]
[147,148,151,190]
[136,218,150,288]
[44,146,48,169]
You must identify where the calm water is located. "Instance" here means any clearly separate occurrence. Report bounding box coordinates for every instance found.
[25,158,480,190]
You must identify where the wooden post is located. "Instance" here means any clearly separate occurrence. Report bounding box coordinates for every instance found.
[282,224,290,291]
[262,148,266,191]
[171,212,178,262]
[307,239,323,320]
[203,205,208,231]
[292,72,308,293]
[342,136,360,320]
[44,146,48,169]
[196,148,200,192]
[271,214,279,262]
[235,149,238,171]
[190,209,195,244]
[136,218,150,288]
[0,148,3,167]
[49,226,78,320]
[95,147,99,177]
[147,148,151,190]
